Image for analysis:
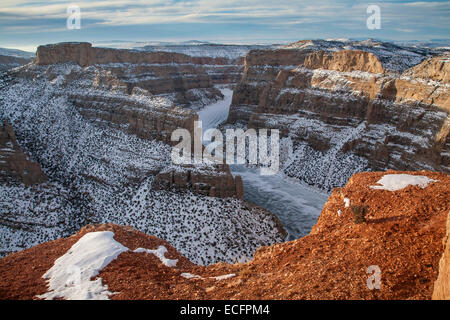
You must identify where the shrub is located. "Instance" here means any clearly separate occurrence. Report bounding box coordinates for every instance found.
[351,204,369,224]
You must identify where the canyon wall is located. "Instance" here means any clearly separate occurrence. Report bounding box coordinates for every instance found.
[228,41,449,191]
[35,42,241,107]
[0,43,277,261]
[68,90,198,145]
[152,164,244,199]
[31,42,245,198]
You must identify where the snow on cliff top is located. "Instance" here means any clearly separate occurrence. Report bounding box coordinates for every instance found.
[370,174,438,191]
[37,231,128,300]
[92,40,273,59]
[37,231,178,300]
[281,39,448,72]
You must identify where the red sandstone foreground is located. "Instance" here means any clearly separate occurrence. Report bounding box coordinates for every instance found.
[0,170,448,300]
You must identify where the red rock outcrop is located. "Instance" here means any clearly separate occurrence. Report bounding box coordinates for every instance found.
[432,211,450,299]
[1,171,448,300]
[35,43,191,66]
[303,50,385,73]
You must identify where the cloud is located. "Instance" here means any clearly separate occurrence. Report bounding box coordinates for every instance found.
[395,28,415,33]
[0,0,448,47]
[0,1,365,27]
[0,0,448,29]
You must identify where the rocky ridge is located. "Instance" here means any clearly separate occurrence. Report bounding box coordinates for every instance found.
[152,164,244,199]
[35,42,238,108]
[0,171,448,300]
[0,55,32,73]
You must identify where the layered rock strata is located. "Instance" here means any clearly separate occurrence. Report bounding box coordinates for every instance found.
[35,42,241,107]
[152,164,244,199]
[228,40,449,191]
[0,44,281,263]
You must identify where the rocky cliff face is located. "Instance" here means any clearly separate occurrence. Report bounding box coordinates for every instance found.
[0,171,447,300]
[228,39,449,191]
[152,164,244,199]
[32,42,243,197]
[8,61,199,146]
[35,42,240,108]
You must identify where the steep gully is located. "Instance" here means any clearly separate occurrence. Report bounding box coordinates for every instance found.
[197,88,328,240]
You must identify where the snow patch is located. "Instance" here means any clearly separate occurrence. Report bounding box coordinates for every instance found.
[180,273,236,281]
[37,231,128,300]
[212,273,236,281]
[133,246,178,267]
[370,174,438,191]
[38,231,180,300]
[181,273,202,279]
[344,198,350,208]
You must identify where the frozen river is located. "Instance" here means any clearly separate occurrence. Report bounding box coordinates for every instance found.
[197,88,328,240]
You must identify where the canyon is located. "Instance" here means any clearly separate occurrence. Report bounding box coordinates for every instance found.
[0,42,285,265]
[0,39,448,299]
[228,39,449,191]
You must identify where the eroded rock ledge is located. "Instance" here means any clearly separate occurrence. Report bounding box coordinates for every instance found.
[5,45,244,194]
[34,42,241,107]
[152,164,244,199]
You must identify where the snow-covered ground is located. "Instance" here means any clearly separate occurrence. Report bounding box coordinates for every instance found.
[37,231,128,300]
[93,41,273,60]
[37,231,179,300]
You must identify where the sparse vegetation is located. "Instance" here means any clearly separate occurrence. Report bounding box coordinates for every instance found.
[351,204,369,224]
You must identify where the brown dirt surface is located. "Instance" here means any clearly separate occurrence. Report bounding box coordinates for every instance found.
[0,170,448,300]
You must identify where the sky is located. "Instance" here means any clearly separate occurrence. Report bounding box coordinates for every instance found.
[0,0,449,52]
